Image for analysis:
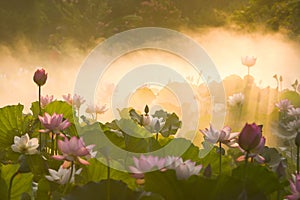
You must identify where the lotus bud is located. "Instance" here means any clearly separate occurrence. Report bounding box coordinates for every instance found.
[238,123,263,152]
[154,120,161,133]
[276,160,286,178]
[203,164,212,178]
[144,105,149,115]
[33,68,47,86]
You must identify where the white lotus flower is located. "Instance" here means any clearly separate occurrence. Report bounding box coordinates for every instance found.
[62,94,86,109]
[85,104,95,114]
[200,124,239,147]
[286,119,300,133]
[165,156,202,180]
[149,117,165,132]
[95,105,108,114]
[11,134,39,155]
[288,107,300,119]
[85,145,97,159]
[45,165,82,185]
[228,93,244,107]
[276,99,294,112]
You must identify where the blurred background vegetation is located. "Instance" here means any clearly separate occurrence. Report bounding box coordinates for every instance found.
[0,0,299,50]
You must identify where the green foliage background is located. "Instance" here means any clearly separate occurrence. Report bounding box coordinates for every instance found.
[1,0,299,50]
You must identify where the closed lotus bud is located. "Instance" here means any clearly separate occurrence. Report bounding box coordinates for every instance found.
[144,105,149,115]
[154,120,161,133]
[276,160,286,178]
[203,164,212,178]
[295,131,300,146]
[33,68,47,86]
[238,123,263,152]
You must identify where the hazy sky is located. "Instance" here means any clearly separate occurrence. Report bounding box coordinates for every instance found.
[0,28,299,114]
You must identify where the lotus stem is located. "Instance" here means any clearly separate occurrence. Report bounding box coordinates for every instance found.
[297,145,299,174]
[63,162,74,195]
[38,85,42,152]
[77,108,80,120]
[244,151,249,179]
[68,162,74,184]
[289,139,293,165]
[55,135,58,155]
[241,151,250,198]
[51,133,54,156]
[245,151,249,166]
[8,171,18,200]
[156,132,159,141]
[219,141,222,175]
[107,157,110,200]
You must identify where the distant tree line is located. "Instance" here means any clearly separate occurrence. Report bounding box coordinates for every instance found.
[0,0,299,50]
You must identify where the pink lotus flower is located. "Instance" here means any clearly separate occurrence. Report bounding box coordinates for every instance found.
[129,155,165,179]
[165,156,202,180]
[200,124,239,147]
[39,113,71,134]
[62,94,86,109]
[40,95,54,108]
[241,56,256,76]
[241,56,256,67]
[52,136,94,165]
[86,104,108,115]
[286,174,300,200]
[33,68,47,86]
[276,99,294,112]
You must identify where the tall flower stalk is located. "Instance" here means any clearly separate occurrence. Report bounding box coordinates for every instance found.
[106,156,110,200]
[295,132,300,174]
[33,68,48,151]
[241,56,256,76]
[219,141,222,175]
[237,123,265,198]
